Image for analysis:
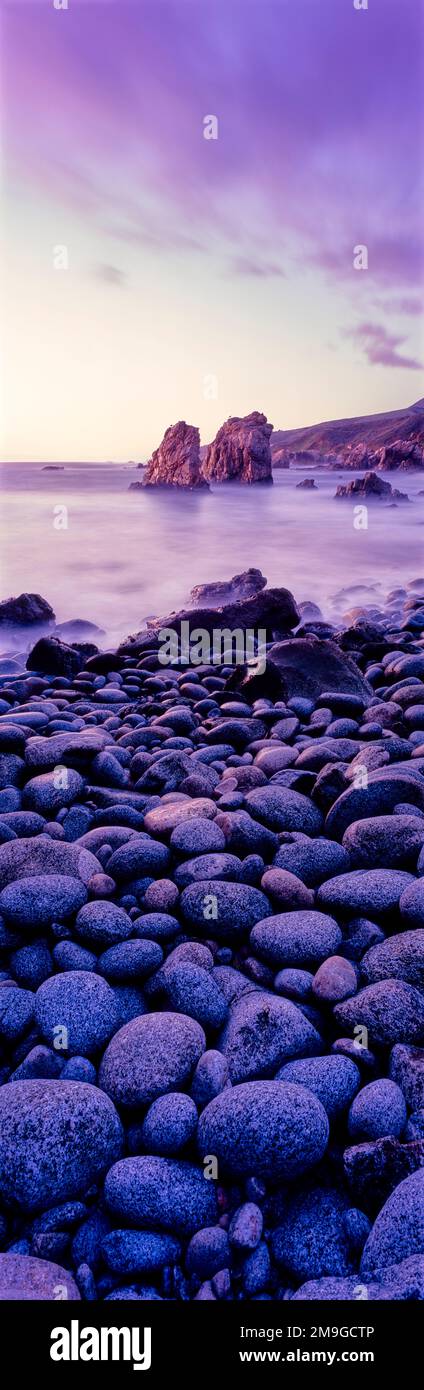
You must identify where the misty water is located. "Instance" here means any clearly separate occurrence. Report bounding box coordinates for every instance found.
[1,462,424,653]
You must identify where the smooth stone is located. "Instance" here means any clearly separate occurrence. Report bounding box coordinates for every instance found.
[190,1050,229,1107]
[140,1093,198,1154]
[74,900,133,946]
[312,955,358,1003]
[360,1170,424,1274]
[260,868,314,909]
[325,770,424,840]
[0,1252,80,1300]
[317,869,414,920]
[105,1156,218,1235]
[362,931,424,988]
[97,939,163,980]
[101,1229,181,1274]
[23,769,85,812]
[334,981,424,1046]
[276,1055,361,1120]
[160,962,228,1030]
[180,881,271,941]
[174,852,243,887]
[0,874,87,929]
[245,785,323,835]
[185,1226,230,1278]
[343,815,424,869]
[218,990,321,1083]
[0,984,35,1039]
[107,836,170,880]
[251,910,342,967]
[348,1080,407,1141]
[0,1080,122,1211]
[272,837,350,886]
[143,799,217,837]
[99,1011,205,1107]
[0,834,101,887]
[170,817,226,855]
[35,971,120,1056]
[197,1080,329,1180]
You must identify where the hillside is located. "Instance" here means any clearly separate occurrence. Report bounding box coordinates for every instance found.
[270,398,424,466]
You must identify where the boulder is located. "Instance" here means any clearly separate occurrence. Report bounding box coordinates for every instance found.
[203,412,273,484]
[0,1080,123,1212]
[335,471,409,502]
[26,637,84,677]
[141,421,208,489]
[230,637,374,705]
[190,568,267,605]
[0,593,55,627]
[120,587,299,654]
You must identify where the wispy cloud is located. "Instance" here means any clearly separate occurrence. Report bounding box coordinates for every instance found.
[94,263,127,287]
[229,255,286,279]
[345,321,423,371]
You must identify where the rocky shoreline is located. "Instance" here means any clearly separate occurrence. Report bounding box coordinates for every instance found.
[0,577,424,1301]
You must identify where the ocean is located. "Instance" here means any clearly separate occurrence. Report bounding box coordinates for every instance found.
[1,462,423,652]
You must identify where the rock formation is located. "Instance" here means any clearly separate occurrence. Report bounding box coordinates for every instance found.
[296,478,317,489]
[335,472,409,502]
[227,637,374,706]
[134,421,208,490]
[119,586,300,655]
[203,412,273,484]
[190,568,267,606]
[0,594,55,627]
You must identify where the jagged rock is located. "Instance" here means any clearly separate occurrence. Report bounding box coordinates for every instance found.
[227,637,373,705]
[203,412,273,484]
[26,637,86,678]
[0,594,55,627]
[335,472,409,502]
[296,478,317,489]
[119,588,300,655]
[375,440,424,471]
[190,569,267,606]
[138,421,208,490]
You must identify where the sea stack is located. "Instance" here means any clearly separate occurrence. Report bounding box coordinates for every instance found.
[137,421,209,490]
[203,411,273,484]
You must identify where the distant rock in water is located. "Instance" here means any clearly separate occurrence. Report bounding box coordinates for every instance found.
[191,568,267,606]
[54,619,105,641]
[137,421,209,490]
[0,594,55,628]
[42,465,64,471]
[335,472,409,502]
[203,412,273,484]
[296,478,317,490]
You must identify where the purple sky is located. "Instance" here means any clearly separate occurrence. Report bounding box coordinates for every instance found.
[2,0,424,460]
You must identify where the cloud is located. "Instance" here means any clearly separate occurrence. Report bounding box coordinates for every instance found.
[345,321,423,371]
[94,263,127,286]
[228,255,286,279]
[374,296,424,318]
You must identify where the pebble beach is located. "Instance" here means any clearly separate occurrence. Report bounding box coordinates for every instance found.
[0,576,424,1302]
